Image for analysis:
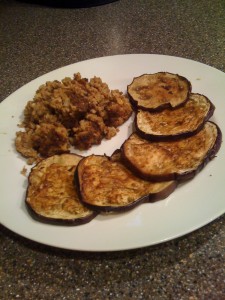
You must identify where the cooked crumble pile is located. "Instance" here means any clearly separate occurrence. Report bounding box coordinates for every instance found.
[15,73,132,164]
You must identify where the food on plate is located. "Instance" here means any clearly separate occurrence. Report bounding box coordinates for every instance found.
[26,153,98,225]
[16,123,69,160]
[75,150,176,212]
[127,72,191,111]
[21,70,222,226]
[135,93,215,140]
[15,73,132,164]
[121,122,222,182]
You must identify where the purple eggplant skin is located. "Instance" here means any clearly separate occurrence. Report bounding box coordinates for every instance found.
[74,155,177,213]
[134,95,215,142]
[121,122,222,183]
[25,200,98,226]
[25,153,98,226]
[127,72,192,112]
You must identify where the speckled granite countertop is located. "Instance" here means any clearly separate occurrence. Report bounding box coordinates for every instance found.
[0,0,224,299]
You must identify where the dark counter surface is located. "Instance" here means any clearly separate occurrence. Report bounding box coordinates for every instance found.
[0,0,224,299]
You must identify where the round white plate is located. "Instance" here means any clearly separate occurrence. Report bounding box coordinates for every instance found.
[0,54,224,252]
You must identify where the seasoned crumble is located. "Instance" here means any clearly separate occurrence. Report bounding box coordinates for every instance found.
[15,73,132,164]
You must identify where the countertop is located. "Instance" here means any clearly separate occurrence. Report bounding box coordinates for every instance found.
[0,0,224,299]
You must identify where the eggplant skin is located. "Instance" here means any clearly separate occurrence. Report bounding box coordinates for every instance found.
[75,153,177,213]
[25,201,98,226]
[75,182,177,213]
[135,93,215,141]
[127,72,192,112]
[25,153,98,226]
[121,122,222,182]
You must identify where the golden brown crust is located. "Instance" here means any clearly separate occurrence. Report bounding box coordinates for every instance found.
[135,93,215,140]
[121,122,222,181]
[127,72,191,111]
[76,152,176,212]
[26,154,97,225]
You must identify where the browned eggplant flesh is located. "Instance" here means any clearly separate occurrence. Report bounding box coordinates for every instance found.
[26,153,98,225]
[75,151,176,212]
[121,122,222,182]
[135,93,215,140]
[127,72,191,111]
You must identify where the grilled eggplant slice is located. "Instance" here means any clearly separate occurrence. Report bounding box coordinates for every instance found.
[127,72,191,111]
[135,93,215,141]
[122,122,222,182]
[75,151,176,212]
[26,154,98,225]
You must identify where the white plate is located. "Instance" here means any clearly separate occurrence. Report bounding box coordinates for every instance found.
[0,54,224,252]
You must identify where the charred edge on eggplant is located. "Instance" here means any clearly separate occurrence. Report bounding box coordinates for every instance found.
[25,153,98,226]
[121,122,222,183]
[127,72,192,112]
[25,200,98,226]
[74,154,177,213]
[134,94,215,142]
